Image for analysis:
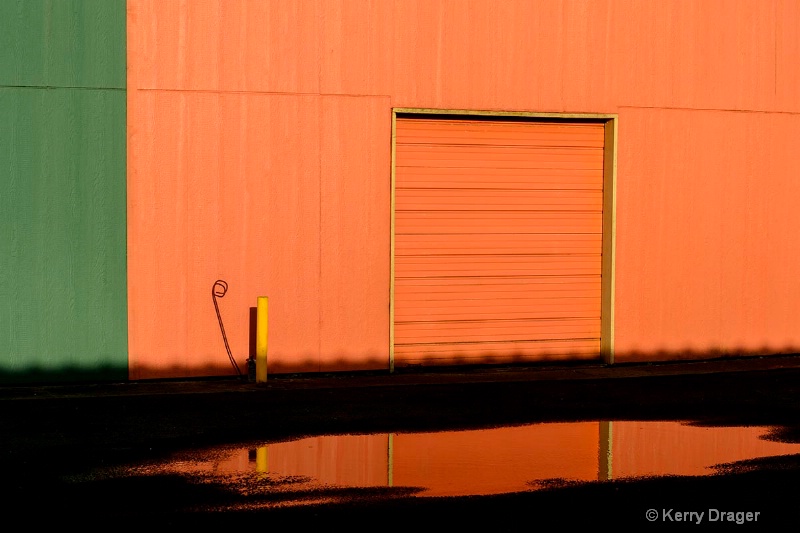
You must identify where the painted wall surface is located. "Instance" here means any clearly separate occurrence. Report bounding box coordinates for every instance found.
[127,0,800,378]
[616,109,800,359]
[127,1,392,378]
[0,0,127,383]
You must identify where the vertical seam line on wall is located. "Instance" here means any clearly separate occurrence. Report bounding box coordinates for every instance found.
[318,100,323,373]
[317,2,323,372]
[178,0,189,372]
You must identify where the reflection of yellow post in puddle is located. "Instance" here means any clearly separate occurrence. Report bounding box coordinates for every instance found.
[599,421,612,481]
[388,433,394,487]
[256,445,268,475]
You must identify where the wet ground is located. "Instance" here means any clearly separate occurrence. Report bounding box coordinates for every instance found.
[4,355,800,529]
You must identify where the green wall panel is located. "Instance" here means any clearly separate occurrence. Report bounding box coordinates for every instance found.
[0,88,127,382]
[0,0,126,89]
[1,1,126,384]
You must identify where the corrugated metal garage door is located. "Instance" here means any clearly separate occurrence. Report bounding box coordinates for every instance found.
[393,116,605,366]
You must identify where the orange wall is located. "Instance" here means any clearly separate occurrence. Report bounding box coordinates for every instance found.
[127,0,800,377]
[616,109,800,359]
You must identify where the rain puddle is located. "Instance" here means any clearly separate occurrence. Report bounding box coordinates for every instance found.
[89,421,800,510]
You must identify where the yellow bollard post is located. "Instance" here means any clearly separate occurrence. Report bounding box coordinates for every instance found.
[256,446,268,475]
[256,296,268,383]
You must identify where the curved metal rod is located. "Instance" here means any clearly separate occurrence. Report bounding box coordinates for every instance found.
[212,279,242,377]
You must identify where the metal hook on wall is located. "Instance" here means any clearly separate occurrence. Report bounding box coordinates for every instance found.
[212,279,243,377]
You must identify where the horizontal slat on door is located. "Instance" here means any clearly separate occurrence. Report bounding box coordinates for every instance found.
[396,212,603,234]
[398,145,603,165]
[396,120,606,148]
[396,189,603,210]
[397,167,603,189]
[395,276,600,288]
[395,234,602,255]
[399,157,602,170]
[394,340,601,363]
[395,255,601,277]
[396,318,601,343]
[393,300,601,322]
[393,116,605,365]
[394,296,601,312]
[396,285,600,302]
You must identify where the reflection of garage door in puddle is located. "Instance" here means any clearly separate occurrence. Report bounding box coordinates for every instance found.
[391,422,600,496]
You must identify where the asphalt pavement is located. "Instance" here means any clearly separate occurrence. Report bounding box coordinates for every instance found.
[4,355,800,529]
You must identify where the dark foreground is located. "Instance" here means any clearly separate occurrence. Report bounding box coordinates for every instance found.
[4,356,800,529]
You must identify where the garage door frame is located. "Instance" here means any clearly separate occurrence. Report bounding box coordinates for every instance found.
[389,108,618,371]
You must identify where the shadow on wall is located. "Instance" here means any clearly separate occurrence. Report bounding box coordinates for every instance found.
[0,365,128,386]
[134,348,800,381]
[4,348,800,386]
[617,345,800,363]
[391,347,800,369]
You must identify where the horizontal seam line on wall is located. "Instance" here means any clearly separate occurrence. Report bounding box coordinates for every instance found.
[619,105,800,116]
[136,88,392,98]
[0,85,124,90]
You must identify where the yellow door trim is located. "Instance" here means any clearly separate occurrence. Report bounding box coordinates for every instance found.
[601,119,618,365]
[389,108,618,371]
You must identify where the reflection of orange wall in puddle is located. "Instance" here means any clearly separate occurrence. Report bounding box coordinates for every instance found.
[169,435,389,487]
[612,422,800,478]
[150,423,800,497]
[265,434,389,487]
[162,447,253,475]
[393,423,600,496]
